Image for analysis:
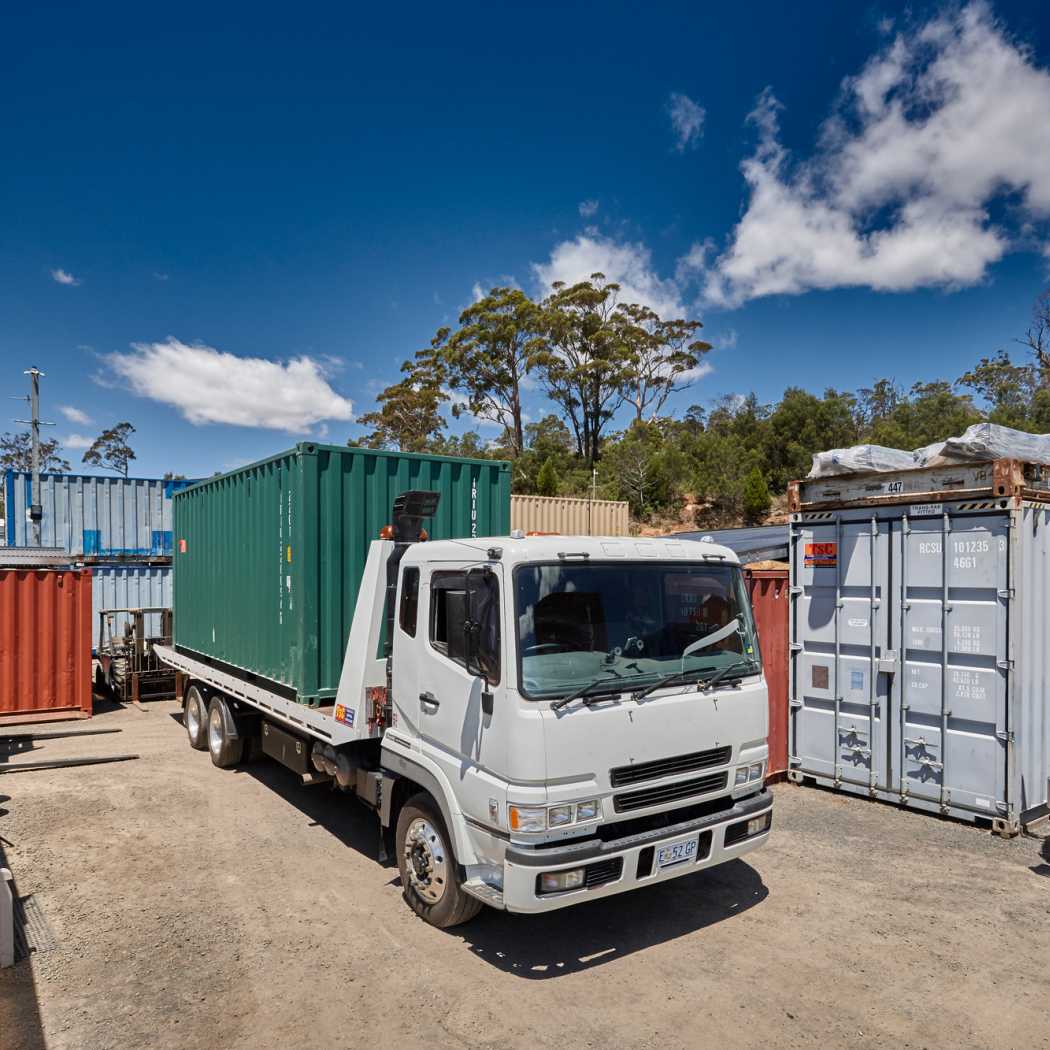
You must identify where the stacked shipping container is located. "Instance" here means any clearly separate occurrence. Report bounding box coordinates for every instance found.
[3,471,193,653]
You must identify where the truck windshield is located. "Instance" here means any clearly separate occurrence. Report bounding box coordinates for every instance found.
[515,561,760,700]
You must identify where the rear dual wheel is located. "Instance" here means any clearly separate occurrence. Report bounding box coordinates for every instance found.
[207,695,244,769]
[184,685,209,750]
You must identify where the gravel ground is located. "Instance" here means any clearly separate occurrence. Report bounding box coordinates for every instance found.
[1,699,1048,1050]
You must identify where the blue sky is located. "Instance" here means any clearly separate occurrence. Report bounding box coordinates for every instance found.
[2,0,1048,478]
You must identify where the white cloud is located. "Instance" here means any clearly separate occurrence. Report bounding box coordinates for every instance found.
[471,282,485,303]
[679,361,714,383]
[700,3,1050,307]
[578,199,599,218]
[51,268,79,286]
[715,328,738,350]
[61,434,94,450]
[59,405,92,425]
[153,272,169,282]
[668,92,705,152]
[532,234,686,318]
[105,338,355,432]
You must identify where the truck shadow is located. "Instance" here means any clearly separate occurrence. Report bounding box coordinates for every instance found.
[455,859,767,978]
[194,732,770,978]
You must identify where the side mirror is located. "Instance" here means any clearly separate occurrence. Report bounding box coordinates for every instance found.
[466,568,497,715]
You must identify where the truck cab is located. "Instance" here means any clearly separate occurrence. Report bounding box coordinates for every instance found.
[375,532,772,923]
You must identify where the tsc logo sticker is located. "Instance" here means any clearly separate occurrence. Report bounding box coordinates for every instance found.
[804,542,837,568]
[334,704,355,727]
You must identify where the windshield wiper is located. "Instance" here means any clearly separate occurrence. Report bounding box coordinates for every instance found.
[633,658,759,702]
[631,669,700,702]
[550,673,624,711]
[700,659,759,693]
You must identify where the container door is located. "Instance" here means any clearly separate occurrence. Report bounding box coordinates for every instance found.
[791,516,891,791]
[893,511,1009,816]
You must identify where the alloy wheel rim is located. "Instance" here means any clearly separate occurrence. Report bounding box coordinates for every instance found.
[208,706,223,755]
[403,817,448,904]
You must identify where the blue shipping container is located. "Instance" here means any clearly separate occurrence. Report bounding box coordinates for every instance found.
[92,564,172,652]
[4,472,196,557]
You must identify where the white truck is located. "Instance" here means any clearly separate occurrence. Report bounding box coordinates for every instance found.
[158,494,771,928]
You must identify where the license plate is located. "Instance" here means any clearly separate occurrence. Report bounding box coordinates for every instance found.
[656,837,697,869]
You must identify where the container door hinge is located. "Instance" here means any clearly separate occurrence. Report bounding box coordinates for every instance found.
[789,642,803,652]
[997,588,1015,600]
[996,729,1014,743]
[789,585,803,596]
[789,698,803,709]
[996,658,1014,671]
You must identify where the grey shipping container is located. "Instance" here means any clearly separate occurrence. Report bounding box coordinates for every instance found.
[788,460,1050,833]
[92,564,172,653]
[4,471,196,557]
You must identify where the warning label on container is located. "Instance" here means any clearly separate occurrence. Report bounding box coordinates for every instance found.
[804,542,837,567]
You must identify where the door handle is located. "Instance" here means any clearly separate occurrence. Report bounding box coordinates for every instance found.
[420,691,440,710]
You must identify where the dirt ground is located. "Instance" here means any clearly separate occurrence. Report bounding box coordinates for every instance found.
[2,700,1049,1050]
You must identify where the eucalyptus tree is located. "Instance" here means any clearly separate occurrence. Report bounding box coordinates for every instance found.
[616,302,711,422]
[421,287,545,457]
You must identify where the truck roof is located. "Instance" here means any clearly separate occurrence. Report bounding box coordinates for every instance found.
[402,533,740,565]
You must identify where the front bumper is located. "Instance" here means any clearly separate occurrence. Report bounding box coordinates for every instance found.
[492,790,772,914]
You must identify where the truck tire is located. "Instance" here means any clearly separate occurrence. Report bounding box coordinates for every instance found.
[396,793,482,929]
[185,685,209,750]
[207,695,244,769]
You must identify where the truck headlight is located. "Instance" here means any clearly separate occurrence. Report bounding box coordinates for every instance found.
[575,799,600,822]
[508,805,547,832]
[548,805,573,827]
[735,762,766,786]
[509,799,602,831]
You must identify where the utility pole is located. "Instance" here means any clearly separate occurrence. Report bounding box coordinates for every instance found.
[13,367,54,545]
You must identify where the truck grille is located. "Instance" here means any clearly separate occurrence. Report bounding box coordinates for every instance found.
[610,745,732,788]
[613,771,728,813]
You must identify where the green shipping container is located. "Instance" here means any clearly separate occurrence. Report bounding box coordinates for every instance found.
[173,442,511,705]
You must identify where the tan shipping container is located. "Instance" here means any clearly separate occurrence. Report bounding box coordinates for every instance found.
[510,494,630,536]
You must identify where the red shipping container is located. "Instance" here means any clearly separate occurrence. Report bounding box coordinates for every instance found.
[0,569,92,725]
[747,568,789,780]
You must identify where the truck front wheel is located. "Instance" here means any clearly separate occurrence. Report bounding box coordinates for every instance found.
[207,695,245,769]
[396,794,482,928]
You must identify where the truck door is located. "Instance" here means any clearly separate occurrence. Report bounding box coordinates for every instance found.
[390,564,422,745]
[417,564,506,825]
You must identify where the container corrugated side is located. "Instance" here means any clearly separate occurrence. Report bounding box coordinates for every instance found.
[3,471,195,556]
[92,564,172,652]
[747,568,789,780]
[511,494,629,536]
[0,569,92,724]
[173,443,511,705]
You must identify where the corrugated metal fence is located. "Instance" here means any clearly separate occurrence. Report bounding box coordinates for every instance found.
[511,494,629,536]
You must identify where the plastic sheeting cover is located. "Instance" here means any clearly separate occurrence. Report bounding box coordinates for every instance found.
[808,423,1050,478]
